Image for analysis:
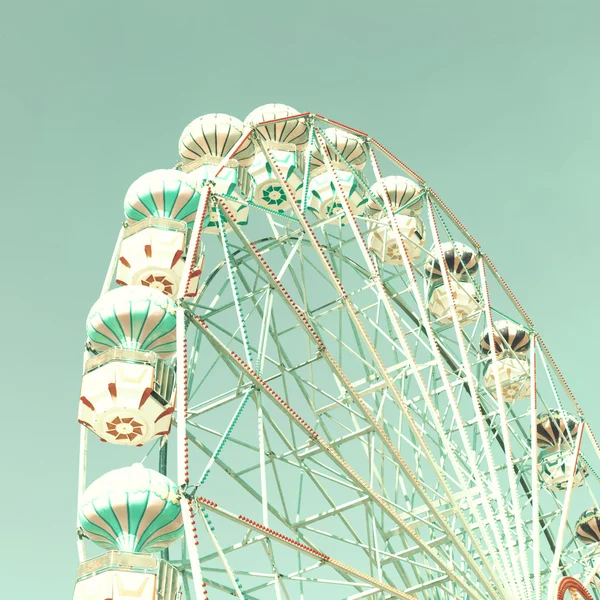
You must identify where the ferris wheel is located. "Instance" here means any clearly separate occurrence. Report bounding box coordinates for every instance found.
[73,104,600,600]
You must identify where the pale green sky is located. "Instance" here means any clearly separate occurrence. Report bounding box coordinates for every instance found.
[1,0,599,597]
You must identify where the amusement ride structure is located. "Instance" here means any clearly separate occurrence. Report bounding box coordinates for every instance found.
[73,105,600,600]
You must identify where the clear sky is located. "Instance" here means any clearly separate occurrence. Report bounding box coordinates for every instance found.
[1,0,599,597]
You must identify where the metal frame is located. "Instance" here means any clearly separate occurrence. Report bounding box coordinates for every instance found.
[76,112,600,600]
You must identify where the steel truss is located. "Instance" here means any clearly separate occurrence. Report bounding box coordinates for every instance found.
[77,113,600,600]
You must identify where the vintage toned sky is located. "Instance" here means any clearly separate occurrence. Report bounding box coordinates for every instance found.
[1,0,599,597]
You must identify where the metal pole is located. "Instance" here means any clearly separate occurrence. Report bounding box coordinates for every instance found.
[159,438,170,562]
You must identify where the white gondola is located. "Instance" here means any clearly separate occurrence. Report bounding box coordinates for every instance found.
[73,552,181,600]
[365,175,424,216]
[308,128,367,221]
[366,175,426,264]
[427,279,481,326]
[78,349,175,446]
[482,354,530,402]
[368,213,426,265]
[538,448,588,492]
[425,242,481,326]
[116,217,202,298]
[244,104,308,212]
[480,319,532,402]
[179,114,255,232]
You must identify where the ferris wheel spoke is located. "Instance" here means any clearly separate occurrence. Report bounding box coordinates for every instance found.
[204,516,379,598]
[237,414,391,562]
[232,231,500,596]
[372,197,516,596]
[186,380,390,565]
[293,467,392,574]
[204,231,504,596]
[479,259,535,600]
[239,233,502,596]
[187,305,494,600]
[184,571,260,600]
[185,430,291,529]
[479,254,593,576]
[204,382,448,592]
[184,428,366,593]
[210,281,352,450]
[367,148,527,591]
[194,495,422,600]
[237,202,490,552]
[422,200,532,598]
[297,134,515,597]
[528,336,544,600]
[197,508,245,600]
[262,409,296,525]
